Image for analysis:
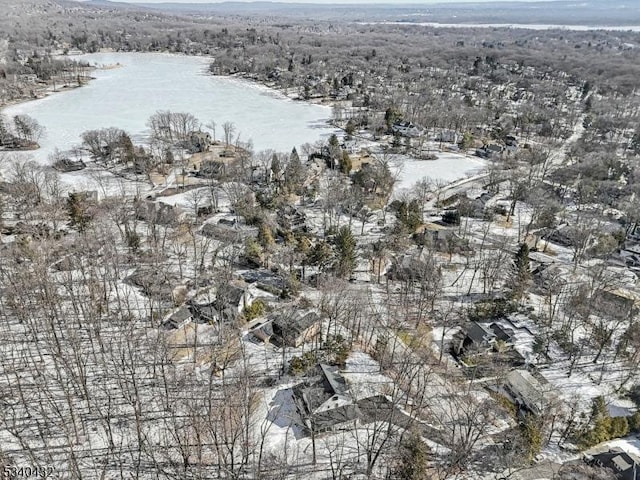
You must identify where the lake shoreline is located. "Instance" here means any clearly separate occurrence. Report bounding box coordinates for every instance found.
[221,71,339,109]
[1,52,334,164]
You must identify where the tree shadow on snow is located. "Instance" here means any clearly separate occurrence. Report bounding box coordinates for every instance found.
[268,388,306,440]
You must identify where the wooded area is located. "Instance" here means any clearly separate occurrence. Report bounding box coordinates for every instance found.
[1,0,640,479]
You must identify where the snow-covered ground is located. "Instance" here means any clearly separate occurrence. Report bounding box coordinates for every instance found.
[392,152,486,194]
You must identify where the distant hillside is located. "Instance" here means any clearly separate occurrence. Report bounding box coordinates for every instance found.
[124,0,640,25]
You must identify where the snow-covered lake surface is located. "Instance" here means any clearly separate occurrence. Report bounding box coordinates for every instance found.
[2,52,333,164]
[370,22,640,31]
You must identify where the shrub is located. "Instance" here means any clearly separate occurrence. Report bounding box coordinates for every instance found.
[243,299,266,322]
[520,413,544,461]
[324,334,350,366]
[468,298,517,322]
[288,352,317,376]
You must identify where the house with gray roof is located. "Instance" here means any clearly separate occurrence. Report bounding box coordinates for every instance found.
[292,364,360,434]
[161,306,193,330]
[505,369,549,416]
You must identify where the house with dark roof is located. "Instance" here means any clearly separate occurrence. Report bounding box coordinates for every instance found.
[219,283,253,313]
[272,311,321,347]
[476,144,504,159]
[452,321,515,356]
[250,320,274,343]
[587,448,640,480]
[188,301,223,324]
[290,364,428,437]
[594,288,640,320]
[53,157,86,172]
[135,199,180,226]
[240,269,288,296]
[292,364,360,433]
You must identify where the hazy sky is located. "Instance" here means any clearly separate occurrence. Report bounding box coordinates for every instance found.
[112,0,559,4]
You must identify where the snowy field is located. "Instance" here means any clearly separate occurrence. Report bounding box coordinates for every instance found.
[392,152,486,193]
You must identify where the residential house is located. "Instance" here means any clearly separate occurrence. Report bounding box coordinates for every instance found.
[504,369,548,416]
[241,269,288,296]
[161,306,193,330]
[587,448,640,480]
[135,199,180,226]
[414,222,460,250]
[186,281,255,324]
[292,363,360,433]
[126,267,177,302]
[217,282,253,316]
[188,301,222,324]
[453,321,515,356]
[392,121,423,138]
[387,247,443,282]
[594,288,640,320]
[475,144,504,159]
[250,320,274,343]
[615,242,640,270]
[277,206,307,233]
[539,225,575,248]
[272,311,321,347]
[505,135,519,147]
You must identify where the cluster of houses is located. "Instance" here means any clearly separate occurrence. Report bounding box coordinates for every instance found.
[387,119,521,158]
[451,318,552,417]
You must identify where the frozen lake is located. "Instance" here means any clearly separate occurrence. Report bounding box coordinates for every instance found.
[2,52,333,164]
[368,22,640,32]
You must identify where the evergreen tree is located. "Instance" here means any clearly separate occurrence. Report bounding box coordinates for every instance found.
[395,199,423,231]
[284,147,304,194]
[66,192,93,232]
[118,132,136,165]
[511,243,531,299]
[306,240,332,273]
[270,153,281,183]
[340,151,352,174]
[391,430,430,480]
[384,106,402,130]
[333,226,357,278]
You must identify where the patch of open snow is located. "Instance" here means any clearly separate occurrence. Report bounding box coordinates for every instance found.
[392,152,486,193]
